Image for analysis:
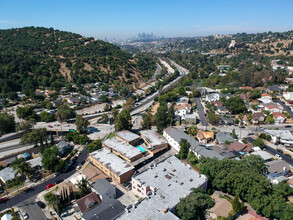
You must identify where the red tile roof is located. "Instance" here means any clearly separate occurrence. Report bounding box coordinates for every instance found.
[261,93,273,98]
[272,112,286,119]
[229,141,245,152]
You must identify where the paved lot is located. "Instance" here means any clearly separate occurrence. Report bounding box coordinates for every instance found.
[17,199,47,220]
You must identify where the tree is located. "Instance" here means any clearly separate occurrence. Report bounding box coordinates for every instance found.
[16,119,35,133]
[40,111,55,122]
[238,113,244,126]
[253,137,265,148]
[207,111,220,125]
[21,128,47,146]
[178,138,190,159]
[155,103,168,132]
[75,115,90,133]
[16,106,36,120]
[141,112,152,130]
[123,98,134,111]
[111,108,118,119]
[42,145,62,172]
[56,104,74,122]
[11,158,31,180]
[168,104,176,126]
[187,151,198,164]
[0,113,15,135]
[75,177,91,197]
[225,96,247,114]
[176,188,214,220]
[232,195,242,214]
[115,109,132,131]
[265,115,275,124]
[187,126,198,137]
[86,139,102,152]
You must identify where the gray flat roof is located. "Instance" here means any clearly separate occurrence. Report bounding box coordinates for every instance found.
[91,178,115,195]
[164,127,224,160]
[265,130,293,141]
[115,130,140,143]
[265,160,290,174]
[27,157,43,168]
[103,137,142,159]
[134,156,207,208]
[0,167,17,182]
[90,148,134,177]
[140,130,168,146]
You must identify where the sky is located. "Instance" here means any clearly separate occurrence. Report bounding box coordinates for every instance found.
[1,0,293,40]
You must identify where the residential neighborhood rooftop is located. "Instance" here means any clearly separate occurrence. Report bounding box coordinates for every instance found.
[115,130,140,143]
[265,160,290,174]
[103,137,142,159]
[91,178,115,196]
[140,130,168,146]
[90,148,135,177]
[251,151,273,161]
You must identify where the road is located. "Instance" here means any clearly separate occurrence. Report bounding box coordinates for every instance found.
[0,148,88,211]
[195,98,208,126]
[277,99,293,118]
[244,137,293,165]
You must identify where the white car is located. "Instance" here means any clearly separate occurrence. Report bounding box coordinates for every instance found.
[22,212,29,219]
[76,165,81,170]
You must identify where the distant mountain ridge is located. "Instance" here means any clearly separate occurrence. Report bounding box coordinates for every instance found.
[0,26,155,95]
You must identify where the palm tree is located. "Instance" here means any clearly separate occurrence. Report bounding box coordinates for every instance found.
[75,177,91,197]
[11,158,32,181]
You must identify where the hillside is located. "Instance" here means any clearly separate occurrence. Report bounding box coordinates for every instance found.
[0,27,156,95]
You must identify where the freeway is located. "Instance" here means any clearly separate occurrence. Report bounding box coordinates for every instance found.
[0,148,88,211]
[244,137,293,165]
[194,98,208,127]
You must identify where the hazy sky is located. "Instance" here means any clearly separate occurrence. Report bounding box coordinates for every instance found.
[1,0,293,39]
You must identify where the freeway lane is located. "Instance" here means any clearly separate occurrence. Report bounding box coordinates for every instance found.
[0,148,88,211]
[244,137,293,165]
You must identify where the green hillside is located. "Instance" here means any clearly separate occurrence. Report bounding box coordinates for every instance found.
[0,27,155,95]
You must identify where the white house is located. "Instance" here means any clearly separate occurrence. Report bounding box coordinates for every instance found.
[283,92,293,101]
[264,104,282,113]
[174,104,192,120]
[91,178,116,202]
[265,130,293,145]
[272,112,287,124]
[206,93,220,102]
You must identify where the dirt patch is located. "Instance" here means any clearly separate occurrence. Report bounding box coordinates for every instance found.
[151,102,160,115]
[84,62,94,71]
[59,62,72,81]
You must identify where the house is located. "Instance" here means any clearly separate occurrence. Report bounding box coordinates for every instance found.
[283,92,293,101]
[229,141,253,154]
[91,179,116,202]
[272,112,286,124]
[74,192,102,213]
[27,157,43,170]
[197,130,214,144]
[239,94,249,101]
[251,151,273,162]
[264,104,282,113]
[240,86,253,90]
[261,93,273,100]
[211,145,236,159]
[118,156,207,220]
[82,198,125,220]
[140,130,168,155]
[0,167,18,184]
[217,106,229,114]
[173,103,192,119]
[267,85,281,92]
[115,130,140,146]
[264,129,293,145]
[102,137,142,162]
[179,96,189,104]
[252,112,265,125]
[89,148,134,184]
[207,191,233,219]
[206,93,220,102]
[184,113,197,125]
[219,116,234,126]
[56,140,73,156]
[265,160,290,181]
[163,127,224,160]
[216,132,234,144]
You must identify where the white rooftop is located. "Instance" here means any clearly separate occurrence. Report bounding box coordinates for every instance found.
[265,129,293,141]
[251,151,273,161]
[115,130,140,143]
[0,167,17,183]
[134,156,207,209]
[27,157,43,168]
[90,148,134,177]
[103,137,142,159]
[140,130,168,146]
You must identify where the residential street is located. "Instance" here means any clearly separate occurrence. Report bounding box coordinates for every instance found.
[195,98,208,126]
[277,99,293,118]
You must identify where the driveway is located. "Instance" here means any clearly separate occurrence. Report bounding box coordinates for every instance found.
[17,199,47,220]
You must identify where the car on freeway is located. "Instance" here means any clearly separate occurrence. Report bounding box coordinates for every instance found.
[285,125,292,128]
[48,125,53,128]
[22,212,29,219]
[46,183,55,189]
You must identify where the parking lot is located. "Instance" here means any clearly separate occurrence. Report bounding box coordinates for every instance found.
[17,198,47,220]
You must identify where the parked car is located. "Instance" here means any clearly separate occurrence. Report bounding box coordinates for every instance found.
[22,212,29,219]
[46,183,55,189]
[76,165,80,170]
[37,201,46,209]
[0,197,9,204]
[285,125,292,128]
